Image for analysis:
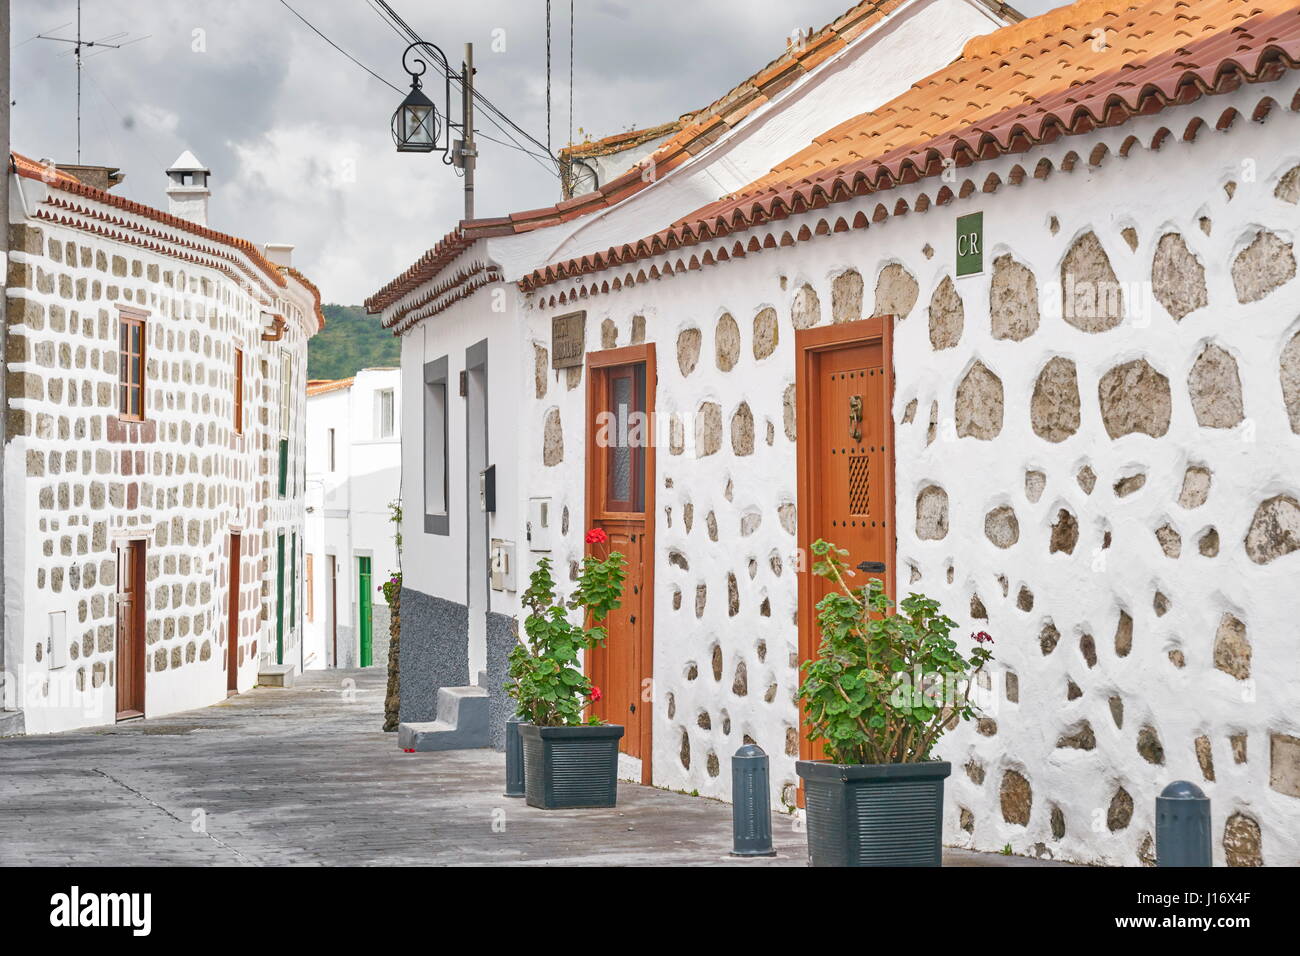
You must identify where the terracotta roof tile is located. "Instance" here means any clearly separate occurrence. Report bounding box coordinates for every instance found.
[306,377,354,397]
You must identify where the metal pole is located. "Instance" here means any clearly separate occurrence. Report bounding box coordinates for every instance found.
[461,42,475,220]
[0,0,9,710]
[1156,780,1212,866]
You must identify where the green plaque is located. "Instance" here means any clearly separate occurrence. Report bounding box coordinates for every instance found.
[956,211,984,277]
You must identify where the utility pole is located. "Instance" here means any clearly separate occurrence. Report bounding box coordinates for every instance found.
[461,42,476,220]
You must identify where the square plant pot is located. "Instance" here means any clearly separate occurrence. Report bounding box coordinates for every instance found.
[796,760,951,866]
[520,723,625,809]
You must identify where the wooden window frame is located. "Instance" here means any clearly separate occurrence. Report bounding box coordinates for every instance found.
[233,347,245,435]
[117,309,148,421]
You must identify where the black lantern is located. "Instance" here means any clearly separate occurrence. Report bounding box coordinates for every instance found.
[392,76,439,153]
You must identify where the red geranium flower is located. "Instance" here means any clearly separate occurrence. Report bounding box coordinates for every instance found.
[972,630,994,645]
[585,528,608,544]
[589,685,603,702]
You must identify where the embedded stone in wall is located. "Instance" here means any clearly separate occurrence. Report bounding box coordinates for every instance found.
[696,402,722,457]
[955,361,1003,439]
[1049,509,1078,554]
[1222,813,1263,866]
[1039,621,1060,655]
[1188,344,1245,428]
[1137,726,1166,765]
[1212,613,1251,680]
[960,808,974,833]
[785,727,799,757]
[731,402,755,456]
[631,315,646,344]
[1196,735,1216,781]
[534,344,549,399]
[565,366,582,390]
[971,594,987,619]
[1107,788,1134,831]
[1280,331,1300,434]
[715,312,740,371]
[873,263,919,319]
[1178,465,1212,509]
[1098,359,1171,438]
[984,506,1019,548]
[1005,672,1019,702]
[831,269,863,324]
[1079,633,1097,668]
[965,760,986,784]
[601,318,618,349]
[711,644,723,681]
[1061,231,1124,332]
[1057,721,1096,750]
[680,730,691,769]
[791,283,821,330]
[1025,470,1046,503]
[1155,523,1182,558]
[1152,232,1208,320]
[542,408,564,466]
[1076,465,1096,495]
[727,573,740,617]
[902,398,917,424]
[927,275,964,350]
[1154,591,1171,617]
[990,254,1039,341]
[1270,733,1300,797]
[1276,165,1300,204]
[999,770,1032,826]
[677,327,702,376]
[1244,495,1300,565]
[916,485,949,540]
[1114,472,1146,498]
[1232,229,1296,303]
[740,511,761,536]
[783,384,797,441]
[669,550,689,571]
[707,511,719,541]
[1232,734,1248,764]
[669,414,685,456]
[753,307,779,360]
[1017,586,1034,612]
[1109,695,1124,728]
[1121,226,1139,251]
[1199,528,1220,556]
[695,583,708,618]
[732,660,748,696]
[1030,357,1081,443]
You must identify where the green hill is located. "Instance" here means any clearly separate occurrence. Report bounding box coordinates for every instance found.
[308,304,401,380]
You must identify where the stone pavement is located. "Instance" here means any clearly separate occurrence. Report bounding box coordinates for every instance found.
[0,668,1064,866]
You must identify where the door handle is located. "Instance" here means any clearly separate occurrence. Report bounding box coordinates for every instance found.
[856,561,886,573]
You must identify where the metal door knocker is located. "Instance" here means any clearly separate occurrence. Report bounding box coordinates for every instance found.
[848,395,863,442]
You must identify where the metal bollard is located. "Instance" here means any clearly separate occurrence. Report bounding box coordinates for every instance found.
[1156,780,1211,866]
[504,715,525,798]
[731,744,776,857]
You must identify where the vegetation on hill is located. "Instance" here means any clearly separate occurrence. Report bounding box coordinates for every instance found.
[307,304,401,380]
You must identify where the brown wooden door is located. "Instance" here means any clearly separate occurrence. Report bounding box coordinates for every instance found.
[227,533,241,693]
[328,554,338,667]
[115,540,146,719]
[585,346,657,779]
[796,318,895,765]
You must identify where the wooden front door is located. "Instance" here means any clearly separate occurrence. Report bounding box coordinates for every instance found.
[796,317,895,764]
[227,533,241,693]
[585,345,656,782]
[115,540,146,719]
[328,554,338,667]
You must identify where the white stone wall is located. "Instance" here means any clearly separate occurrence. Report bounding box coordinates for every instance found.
[4,180,316,733]
[520,81,1300,865]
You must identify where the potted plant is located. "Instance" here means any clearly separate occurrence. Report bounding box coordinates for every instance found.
[507,529,627,809]
[796,540,993,866]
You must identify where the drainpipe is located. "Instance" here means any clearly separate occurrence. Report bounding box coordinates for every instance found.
[1,0,11,708]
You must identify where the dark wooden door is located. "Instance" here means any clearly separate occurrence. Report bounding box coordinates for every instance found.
[115,541,145,719]
[586,350,656,771]
[328,554,338,667]
[227,533,241,693]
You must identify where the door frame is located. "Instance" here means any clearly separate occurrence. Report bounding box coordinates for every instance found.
[227,532,241,693]
[795,315,896,764]
[583,342,656,785]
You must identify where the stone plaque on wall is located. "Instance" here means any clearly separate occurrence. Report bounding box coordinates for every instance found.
[551,311,586,369]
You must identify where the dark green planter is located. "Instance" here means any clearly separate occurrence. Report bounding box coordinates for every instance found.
[520,723,624,809]
[796,759,951,866]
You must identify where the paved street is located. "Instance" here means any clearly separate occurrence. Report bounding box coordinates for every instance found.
[0,668,1060,866]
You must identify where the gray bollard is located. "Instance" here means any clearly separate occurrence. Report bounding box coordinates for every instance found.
[504,715,525,798]
[731,744,777,857]
[1156,780,1211,866]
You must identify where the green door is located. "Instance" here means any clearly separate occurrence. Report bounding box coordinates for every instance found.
[358,556,373,667]
[276,533,285,664]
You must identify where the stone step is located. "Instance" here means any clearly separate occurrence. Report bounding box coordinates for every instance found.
[398,685,490,752]
[0,710,25,737]
[258,664,295,688]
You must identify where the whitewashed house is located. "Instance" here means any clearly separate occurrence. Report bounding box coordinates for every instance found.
[371,0,1300,866]
[302,368,402,671]
[2,150,322,734]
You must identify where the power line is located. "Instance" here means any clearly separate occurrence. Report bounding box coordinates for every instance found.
[546,0,552,156]
[278,0,402,94]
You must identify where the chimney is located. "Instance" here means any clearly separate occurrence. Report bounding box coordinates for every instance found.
[263,243,294,268]
[165,149,210,226]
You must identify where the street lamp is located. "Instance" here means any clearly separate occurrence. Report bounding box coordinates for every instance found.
[392,76,438,153]
[390,40,477,218]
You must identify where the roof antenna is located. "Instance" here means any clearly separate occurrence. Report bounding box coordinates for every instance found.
[36,0,149,163]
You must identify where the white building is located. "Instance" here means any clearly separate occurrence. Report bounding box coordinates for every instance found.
[302,368,402,671]
[370,0,1300,866]
[3,150,322,734]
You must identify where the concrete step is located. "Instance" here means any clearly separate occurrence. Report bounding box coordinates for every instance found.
[398,685,490,752]
[0,710,25,737]
[258,664,295,688]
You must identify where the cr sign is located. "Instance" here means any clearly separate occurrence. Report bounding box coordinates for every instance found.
[956,211,984,277]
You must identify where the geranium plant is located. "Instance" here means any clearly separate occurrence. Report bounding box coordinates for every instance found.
[798,539,993,765]
[507,529,627,727]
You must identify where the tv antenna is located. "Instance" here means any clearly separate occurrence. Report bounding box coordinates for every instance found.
[36,0,149,163]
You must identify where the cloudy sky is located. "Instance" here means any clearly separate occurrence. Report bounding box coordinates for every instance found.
[12,0,1066,305]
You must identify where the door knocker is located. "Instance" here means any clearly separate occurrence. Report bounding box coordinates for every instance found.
[848,395,863,443]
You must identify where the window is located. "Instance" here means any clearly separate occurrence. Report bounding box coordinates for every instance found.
[279,350,292,436]
[328,428,336,472]
[118,311,146,420]
[424,358,449,534]
[233,347,244,435]
[377,389,395,439]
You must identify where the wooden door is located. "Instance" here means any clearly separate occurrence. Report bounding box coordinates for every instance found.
[227,533,241,693]
[585,345,656,781]
[796,318,895,765]
[115,540,145,719]
[328,555,338,667]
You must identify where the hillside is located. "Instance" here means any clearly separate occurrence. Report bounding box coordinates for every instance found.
[308,304,400,380]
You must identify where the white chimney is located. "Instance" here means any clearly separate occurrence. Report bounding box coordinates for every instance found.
[263,243,294,268]
[165,149,211,226]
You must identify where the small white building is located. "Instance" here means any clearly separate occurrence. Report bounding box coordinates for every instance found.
[303,369,401,671]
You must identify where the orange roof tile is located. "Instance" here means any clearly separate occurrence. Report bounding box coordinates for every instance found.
[522,0,1300,293]
[306,378,354,397]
